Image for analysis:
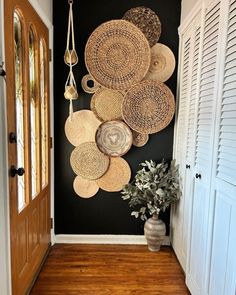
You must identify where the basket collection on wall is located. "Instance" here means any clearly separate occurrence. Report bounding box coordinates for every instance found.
[64,5,176,198]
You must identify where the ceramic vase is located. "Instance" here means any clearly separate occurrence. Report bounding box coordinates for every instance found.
[144,213,166,252]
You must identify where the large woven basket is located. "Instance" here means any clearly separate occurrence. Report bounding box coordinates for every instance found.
[144,43,176,82]
[95,120,133,157]
[123,6,161,47]
[85,20,151,90]
[64,110,101,147]
[73,175,99,198]
[122,80,175,134]
[90,87,124,121]
[70,142,110,180]
[96,157,131,192]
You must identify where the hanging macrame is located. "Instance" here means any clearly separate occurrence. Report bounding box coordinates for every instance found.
[64,0,78,119]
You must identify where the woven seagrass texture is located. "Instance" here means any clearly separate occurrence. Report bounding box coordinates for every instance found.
[70,142,110,180]
[95,120,133,157]
[132,130,149,147]
[122,80,175,134]
[96,157,131,192]
[81,74,100,94]
[90,88,124,121]
[144,43,176,82]
[85,20,151,90]
[123,6,161,47]
[73,175,99,198]
[65,110,101,147]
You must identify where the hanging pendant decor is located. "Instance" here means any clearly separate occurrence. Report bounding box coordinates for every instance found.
[64,0,78,118]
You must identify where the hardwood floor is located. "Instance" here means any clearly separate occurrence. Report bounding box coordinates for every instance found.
[30,244,190,295]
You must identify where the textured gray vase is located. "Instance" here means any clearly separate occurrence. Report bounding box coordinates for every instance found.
[144,213,166,252]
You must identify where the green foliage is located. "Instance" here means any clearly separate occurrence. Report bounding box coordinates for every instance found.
[121,160,181,221]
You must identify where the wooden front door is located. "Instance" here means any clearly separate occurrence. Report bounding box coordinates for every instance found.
[4,0,51,294]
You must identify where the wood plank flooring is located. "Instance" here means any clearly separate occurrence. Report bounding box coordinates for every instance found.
[30,244,190,295]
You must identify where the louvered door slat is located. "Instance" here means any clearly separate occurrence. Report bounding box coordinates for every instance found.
[175,37,191,167]
[225,67,235,77]
[221,111,236,118]
[217,0,236,188]
[219,151,236,163]
[195,2,221,168]
[220,131,236,140]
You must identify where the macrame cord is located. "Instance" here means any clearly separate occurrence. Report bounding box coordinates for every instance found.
[64,0,78,120]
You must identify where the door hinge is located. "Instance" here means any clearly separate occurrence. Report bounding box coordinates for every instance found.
[49,49,52,62]
[50,218,53,229]
[50,137,53,149]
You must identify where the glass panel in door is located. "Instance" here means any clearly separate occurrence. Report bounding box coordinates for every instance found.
[40,39,48,188]
[14,11,26,212]
[29,26,39,198]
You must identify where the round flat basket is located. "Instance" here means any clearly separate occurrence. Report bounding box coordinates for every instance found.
[123,6,161,48]
[95,120,133,157]
[132,130,149,147]
[81,74,100,94]
[70,142,110,180]
[96,157,131,192]
[122,80,175,134]
[65,110,101,147]
[73,175,99,198]
[85,19,150,90]
[91,87,124,121]
[144,43,176,82]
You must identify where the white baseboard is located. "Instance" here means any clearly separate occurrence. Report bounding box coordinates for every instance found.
[55,234,170,245]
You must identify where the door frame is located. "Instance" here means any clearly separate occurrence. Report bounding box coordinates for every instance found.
[0,1,54,294]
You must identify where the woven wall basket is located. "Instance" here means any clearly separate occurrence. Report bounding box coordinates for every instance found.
[85,20,151,90]
[91,87,124,121]
[96,157,131,192]
[132,130,149,147]
[144,43,176,82]
[95,120,133,157]
[73,175,99,198]
[70,142,110,180]
[123,6,161,48]
[65,110,101,147]
[81,73,100,94]
[122,80,175,134]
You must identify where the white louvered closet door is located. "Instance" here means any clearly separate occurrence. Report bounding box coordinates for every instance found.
[187,1,222,294]
[209,0,236,294]
[171,31,192,270]
[180,17,202,273]
[172,12,203,272]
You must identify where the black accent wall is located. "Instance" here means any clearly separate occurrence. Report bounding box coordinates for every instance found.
[53,0,181,235]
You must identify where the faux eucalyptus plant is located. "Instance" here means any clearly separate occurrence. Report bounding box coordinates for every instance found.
[121,160,181,221]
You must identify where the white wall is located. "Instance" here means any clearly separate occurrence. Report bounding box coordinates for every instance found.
[0,0,11,293]
[181,0,198,22]
[33,0,53,22]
